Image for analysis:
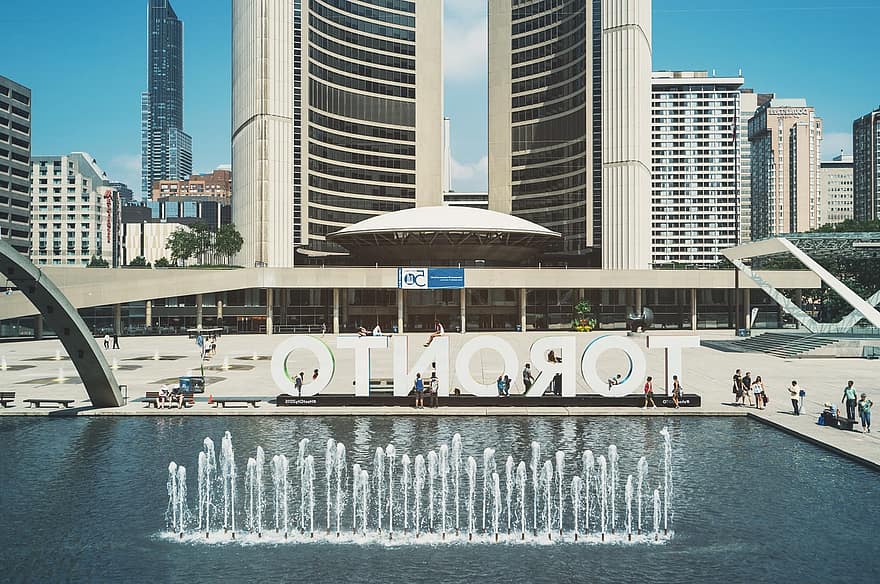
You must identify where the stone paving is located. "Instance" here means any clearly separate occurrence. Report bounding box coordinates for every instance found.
[0,330,877,468]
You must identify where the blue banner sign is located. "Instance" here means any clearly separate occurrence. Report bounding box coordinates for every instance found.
[398,268,465,289]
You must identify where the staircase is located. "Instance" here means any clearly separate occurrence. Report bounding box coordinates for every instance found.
[701,333,839,359]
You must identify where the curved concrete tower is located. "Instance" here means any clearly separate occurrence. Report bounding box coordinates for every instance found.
[601,0,652,269]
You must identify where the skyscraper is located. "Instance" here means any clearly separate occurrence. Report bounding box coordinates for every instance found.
[488,0,652,268]
[853,107,880,222]
[820,154,854,226]
[651,71,743,266]
[0,75,31,255]
[232,0,443,267]
[749,98,823,238]
[141,0,192,199]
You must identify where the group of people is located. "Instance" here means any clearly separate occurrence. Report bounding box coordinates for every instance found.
[732,369,769,410]
[293,369,320,396]
[413,365,440,409]
[157,384,185,409]
[840,380,873,433]
[101,333,120,350]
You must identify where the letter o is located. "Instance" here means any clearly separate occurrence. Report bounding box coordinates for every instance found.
[580,335,646,397]
[270,336,335,397]
[454,335,519,397]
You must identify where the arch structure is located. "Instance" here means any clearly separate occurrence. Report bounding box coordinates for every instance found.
[0,240,122,407]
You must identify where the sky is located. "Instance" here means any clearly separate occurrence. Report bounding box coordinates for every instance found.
[1,0,878,195]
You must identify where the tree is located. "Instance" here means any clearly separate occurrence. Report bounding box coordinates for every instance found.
[166,228,196,264]
[87,255,109,268]
[572,298,596,332]
[215,224,244,264]
[189,222,213,264]
[129,256,150,267]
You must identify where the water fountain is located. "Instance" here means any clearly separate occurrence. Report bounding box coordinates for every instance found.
[252,350,258,361]
[54,349,61,361]
[111,358,119,370]
[222,356,230,371]
[55,367,66,383]
[1,356,7,371]
[162,427,677,545]
[153,349,160,361]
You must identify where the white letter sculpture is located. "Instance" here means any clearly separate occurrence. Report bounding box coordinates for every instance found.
[454,336,519,396]
[337,335,389,397]
[646,335,700,396]
[525,336,577,397]
[270,336,335,397]
[392,336,450,397]
[580,335,646,397]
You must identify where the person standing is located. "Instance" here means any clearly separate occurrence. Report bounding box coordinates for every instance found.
[858,393,873,433]
[671,375,682,409]
[522,363,535,393]
[742,371,754,407]
[752,375,766,410]
[496,375,505,397]
[503,375,511,397]
[429,372,439,408]
[112,333,120,350]
[642,376,656,409]
[788,380,800,415]
[842,381,858,421]
[733,369,744,405]
[295,371,304,396]
[414,372,425,409]
[103,334,110,350]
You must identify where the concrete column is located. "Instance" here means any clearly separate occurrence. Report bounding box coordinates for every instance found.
[195,294,203,329]
[145,300,152,330]
[635,288,643,314]
[266,288,274,335]
[744,289,751,330]
[332,288,340,334]
[216,299,223,321]
[520,287,527,332]
[690,288,697,331]
[460,288,467,334]
[33,315,43,340]
[397,289,404,333]
[113,303,122,335]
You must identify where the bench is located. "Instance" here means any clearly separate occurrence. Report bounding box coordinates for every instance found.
[213,397,261,408]
[24,398,75,409]
[143,391,192,408]
[0,391,15,407]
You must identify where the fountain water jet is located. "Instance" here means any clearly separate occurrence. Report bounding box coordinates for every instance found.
[555,451,565,534]
[530,442,540,533]
[325,439,337,533]
[220,432,236,535]
[540,460,553,538]
[466,456,476,539]
[336,443,347,537]
[298,438,310,534]
[482,448,496,533]
[625,475,633,541]
[636,456,648,535]
[438,444,449,537]
[427,450,438,532]
[660,427,673,534]
[582,450,594,533]
[373,447,385,532]
[384,445,394,537]
[516,461,527,539]
[505,456,514,534]
[451,434,462,534]
[597,455,607,539]
[571,476,583,541]
[413,454,425,536]
[401,454,411,533]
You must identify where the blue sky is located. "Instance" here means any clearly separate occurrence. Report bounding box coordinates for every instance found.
[1,0,878,194]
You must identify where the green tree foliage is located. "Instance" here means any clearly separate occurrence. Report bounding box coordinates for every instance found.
[164,223,243,266]
[87,255,109,268]
[215,223,244,263]
[128,256,150,267]
[154,257,171,268]
[166,228,197,264]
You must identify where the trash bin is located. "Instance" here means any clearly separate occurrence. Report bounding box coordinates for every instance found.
[119,384,128,406]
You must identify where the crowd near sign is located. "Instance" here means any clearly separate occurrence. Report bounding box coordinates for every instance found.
[271,334,700,398]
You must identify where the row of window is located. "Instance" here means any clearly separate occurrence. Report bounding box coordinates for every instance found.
[310,63,415,99]
[309,174,415,198]
[310,158,414,185]
[310,29,415,70]
[310,46,415,86]
[310,142,416,170]
[310,14,414,56]
[309,79,415,126]
[310,127,415,156]
[311,0,415,42]
[310,111,415,141]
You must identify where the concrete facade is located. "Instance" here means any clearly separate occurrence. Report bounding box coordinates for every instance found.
[652,71,743,266]
[749,98,823,238]
[819,155,854,226]
[232,0,443,267]
[853,107,880,222]
[122,221,185,265]
[0,75,31,255]
[29,153,119,267]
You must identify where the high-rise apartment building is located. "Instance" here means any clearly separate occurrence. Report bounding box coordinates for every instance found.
[749,98,823,238]
[651,71,742,266]
[853,107,880,222]
[232,0,443,267]
[737,90,772,243]
[488,0,652,268]
[0,75,32,255]
[819,153,854,226]
[142,0,192,199]
[30,153,119,266]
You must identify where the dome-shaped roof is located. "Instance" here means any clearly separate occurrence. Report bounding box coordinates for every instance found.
[332,205,561,238]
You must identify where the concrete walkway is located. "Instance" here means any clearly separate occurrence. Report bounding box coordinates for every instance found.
[1,331,877,469]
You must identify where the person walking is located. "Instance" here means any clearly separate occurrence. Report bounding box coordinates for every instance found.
[671,375,682,409]
[788,380,800,415]
[857,393,873,433]
[642,376,657,409]
[752,375,766,410]
[742,371,754,407]
[842,381,858,422]
[733,369,744,405]
[103,334,110,350]
[112,333,120,350]
[414,372,425,409]
[522,363,535,393]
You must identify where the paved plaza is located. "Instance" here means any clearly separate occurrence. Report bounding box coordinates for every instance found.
[0,330,877,468]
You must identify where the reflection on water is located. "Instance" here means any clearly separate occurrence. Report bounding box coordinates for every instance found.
[0,416,878,584]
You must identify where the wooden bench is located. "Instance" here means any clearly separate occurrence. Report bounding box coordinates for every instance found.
[24,398,75,409]
[0,391,15,407]
[143,390,192,408]
[213,397,261,408]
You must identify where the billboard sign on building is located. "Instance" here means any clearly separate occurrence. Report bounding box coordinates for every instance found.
[398,268,465,289]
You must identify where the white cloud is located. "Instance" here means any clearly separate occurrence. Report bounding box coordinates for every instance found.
[444,1,487,83]
[822,132,852,159]
[451,155,488,191]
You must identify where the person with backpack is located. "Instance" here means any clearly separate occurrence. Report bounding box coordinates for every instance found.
[414,372,425,409]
